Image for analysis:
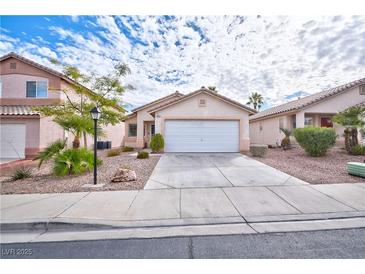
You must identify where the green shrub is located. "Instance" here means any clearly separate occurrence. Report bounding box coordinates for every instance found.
[137,150,149,159]
[35,139,66,168]
[107,148,121,157]
[150,133,164,153]
[11,167,33,181]
[350,144,365,155]
[53,148,102,176]
[293,127,336,156]
[122,146,134,152]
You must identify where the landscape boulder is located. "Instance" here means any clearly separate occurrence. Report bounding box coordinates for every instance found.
[111,168,137,182]
[250,144,268,157]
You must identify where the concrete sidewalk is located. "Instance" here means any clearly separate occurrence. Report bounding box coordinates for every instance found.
[1,183,365,237]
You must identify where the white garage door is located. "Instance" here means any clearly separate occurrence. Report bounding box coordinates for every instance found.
[165,120,239,152]
[0,124,26,159]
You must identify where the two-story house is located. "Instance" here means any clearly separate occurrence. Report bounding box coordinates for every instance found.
[0,52,125,162]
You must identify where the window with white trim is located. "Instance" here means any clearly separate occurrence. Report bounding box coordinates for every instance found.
[26,81,48,98]
[151,124,155,136]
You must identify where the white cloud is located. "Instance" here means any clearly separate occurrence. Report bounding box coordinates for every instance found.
[1,15,365,110]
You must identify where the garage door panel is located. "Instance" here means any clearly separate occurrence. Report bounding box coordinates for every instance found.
[0,124,26,159]
[165,120,239,152]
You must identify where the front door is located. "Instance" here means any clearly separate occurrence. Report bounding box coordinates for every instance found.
[321,117,333,128]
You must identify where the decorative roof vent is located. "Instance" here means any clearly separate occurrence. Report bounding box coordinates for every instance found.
[10,62,17,69]
[199,98,206,107]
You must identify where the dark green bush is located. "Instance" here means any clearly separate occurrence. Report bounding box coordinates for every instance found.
[10,167,33,181]
[122,146,134,152]
[53,148,102,176]
[293,127,336,156]
[350,144,365,155]
[107,148,121,157]
[150,133,164,153]
[137,150,149,159]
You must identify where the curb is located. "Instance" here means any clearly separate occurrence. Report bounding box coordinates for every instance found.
[1,217,365,244]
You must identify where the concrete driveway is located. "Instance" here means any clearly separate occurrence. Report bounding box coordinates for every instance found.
[144,153,308,189]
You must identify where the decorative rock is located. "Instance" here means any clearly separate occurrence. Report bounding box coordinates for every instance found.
[111,168,137,182]
[250,144,268,157]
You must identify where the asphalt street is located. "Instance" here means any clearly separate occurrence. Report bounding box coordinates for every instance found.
[1,228,365,259]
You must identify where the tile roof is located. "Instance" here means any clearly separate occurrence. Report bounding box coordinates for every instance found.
[0,105,40,116]
[131,91,184,112]
[1,52,79,86]
[148,87,257,114]
[250,77,365,121]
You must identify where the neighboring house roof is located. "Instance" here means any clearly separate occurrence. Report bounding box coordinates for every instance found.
[148,87,257,115]
[123,91,184,121]
[250,77,365,122]
[0,105,39,116]
[0,52,84,88]
[131,91,184,112]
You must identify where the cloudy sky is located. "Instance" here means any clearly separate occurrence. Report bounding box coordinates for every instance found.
[1,15,364,110]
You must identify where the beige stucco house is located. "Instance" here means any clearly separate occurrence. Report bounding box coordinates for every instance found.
[124,87,257,152]
[0,52,124,161]
[249,78,365,146]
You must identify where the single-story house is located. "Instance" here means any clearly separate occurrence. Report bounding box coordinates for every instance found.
[249,78,365,146]
[124,87,257,152]
[0,52,125,161]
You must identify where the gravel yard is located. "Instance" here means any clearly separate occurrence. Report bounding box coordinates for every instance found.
[255,147,364,184]
[0,150,160,194]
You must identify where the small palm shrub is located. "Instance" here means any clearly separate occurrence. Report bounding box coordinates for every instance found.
[122,146,134,152]
[293,127,336,157]
[53,148,102,176]
[11,167,33,181]
[350,144,365,155]
[150,133,164,153]
[35,139,66,168]
[137,151,149,159]
[107,148,121,157]
[280,128,292,150]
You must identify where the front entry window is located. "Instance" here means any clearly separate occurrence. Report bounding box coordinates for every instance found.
[151,124,155,136]
[304,117,314,127]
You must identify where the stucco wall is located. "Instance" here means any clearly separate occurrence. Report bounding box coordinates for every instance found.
[0,74,62,99]
[250,114,291,146]
[154,93,251,151]
[39,116,65,149]
[101,122,125,148]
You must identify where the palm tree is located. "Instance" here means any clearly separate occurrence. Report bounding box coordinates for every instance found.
[332,106,365,153]
[280,128,292,150]
[54,115,96,149]
[208,86,217,92]
[247,92,264,110]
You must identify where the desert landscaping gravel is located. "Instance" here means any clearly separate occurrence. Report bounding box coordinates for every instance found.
[0,150,160,194]
[255,147,364,184]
